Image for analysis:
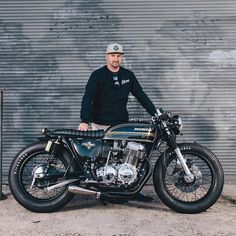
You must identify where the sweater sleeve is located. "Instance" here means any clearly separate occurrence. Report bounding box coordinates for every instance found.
[80,72,98,123]
[130,72,157,116]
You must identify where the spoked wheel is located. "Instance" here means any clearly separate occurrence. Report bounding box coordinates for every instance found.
[153,143,224,213]
[22,152,67,200]
[165,154,213,202]
[9,141,75,212]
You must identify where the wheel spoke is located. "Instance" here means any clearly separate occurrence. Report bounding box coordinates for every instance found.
[20,152,67,200]
[164,152,213,203]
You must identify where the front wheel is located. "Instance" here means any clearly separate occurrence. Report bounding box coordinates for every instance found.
[153,143,224,214]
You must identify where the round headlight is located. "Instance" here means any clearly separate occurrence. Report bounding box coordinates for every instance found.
[170,115,183,134]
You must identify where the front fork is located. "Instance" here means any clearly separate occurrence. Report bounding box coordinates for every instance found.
[162,121,195,183]
[174,148,195,183]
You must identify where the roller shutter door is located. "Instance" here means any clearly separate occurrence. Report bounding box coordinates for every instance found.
[1,0,236,183]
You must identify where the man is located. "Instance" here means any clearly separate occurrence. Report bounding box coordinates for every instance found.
[79,43,157,202]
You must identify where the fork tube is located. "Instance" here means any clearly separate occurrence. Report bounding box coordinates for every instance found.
[162,120,193,178]
[174,148,192,176]
[161,120,177,149]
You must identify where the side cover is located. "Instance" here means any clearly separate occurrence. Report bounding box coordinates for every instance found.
[71,139,102,160]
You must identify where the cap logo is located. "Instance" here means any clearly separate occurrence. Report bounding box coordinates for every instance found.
[113,45,119,51]
[106,43,123,54]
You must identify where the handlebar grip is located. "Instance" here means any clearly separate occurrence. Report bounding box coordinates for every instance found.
[152,108,170,121]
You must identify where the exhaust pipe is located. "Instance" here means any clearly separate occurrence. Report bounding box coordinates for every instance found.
[45,179,78,192]
[68,186,101,198]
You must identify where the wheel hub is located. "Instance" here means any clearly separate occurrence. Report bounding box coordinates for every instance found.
[32,164,48,179]
[174,164,203,193]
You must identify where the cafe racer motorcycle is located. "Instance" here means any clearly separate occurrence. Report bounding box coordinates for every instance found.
[8,109,224,213]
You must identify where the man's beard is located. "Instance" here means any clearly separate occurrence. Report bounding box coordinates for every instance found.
[111,62,119,68]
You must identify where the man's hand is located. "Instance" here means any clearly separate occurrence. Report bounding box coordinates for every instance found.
[78,123,89,131]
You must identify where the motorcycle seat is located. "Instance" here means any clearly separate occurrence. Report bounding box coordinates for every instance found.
[50,129,105,139]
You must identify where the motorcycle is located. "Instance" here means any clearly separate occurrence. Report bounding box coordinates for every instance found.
[8,109,224,213]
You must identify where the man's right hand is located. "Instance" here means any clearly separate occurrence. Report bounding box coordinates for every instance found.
[78,123,89,131]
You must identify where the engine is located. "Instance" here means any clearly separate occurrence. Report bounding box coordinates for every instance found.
[96,141,145,186]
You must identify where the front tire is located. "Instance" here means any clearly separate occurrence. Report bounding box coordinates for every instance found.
[153,143,224,213]
[9,141,75,213]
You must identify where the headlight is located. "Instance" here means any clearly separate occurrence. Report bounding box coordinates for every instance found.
[170,115,183,134]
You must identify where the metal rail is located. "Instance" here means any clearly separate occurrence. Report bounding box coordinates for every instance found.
[0,90,7,200]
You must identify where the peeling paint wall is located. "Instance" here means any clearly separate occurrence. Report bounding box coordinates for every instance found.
[1,0,236,183]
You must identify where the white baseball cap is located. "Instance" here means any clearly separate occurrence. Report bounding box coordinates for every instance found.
[106,43,124,54]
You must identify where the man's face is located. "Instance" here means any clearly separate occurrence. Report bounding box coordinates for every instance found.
[106,53,123,69]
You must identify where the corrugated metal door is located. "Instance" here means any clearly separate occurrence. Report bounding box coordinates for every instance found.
[1,0,236,183]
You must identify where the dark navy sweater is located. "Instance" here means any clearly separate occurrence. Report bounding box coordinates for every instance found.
[80,66,156,125]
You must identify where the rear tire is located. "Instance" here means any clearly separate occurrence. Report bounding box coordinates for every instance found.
[9,141,75,213]
[153,143,224,213]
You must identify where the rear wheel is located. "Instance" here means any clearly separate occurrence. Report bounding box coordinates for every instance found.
[9,141,75,212]
[153,143,224,213]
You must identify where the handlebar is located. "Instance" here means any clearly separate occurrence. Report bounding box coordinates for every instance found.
[155,108,163,117]
[152,108,170,122]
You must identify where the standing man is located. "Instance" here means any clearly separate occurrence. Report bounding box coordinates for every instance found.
[79,42,157,131]
[79,43,157,202]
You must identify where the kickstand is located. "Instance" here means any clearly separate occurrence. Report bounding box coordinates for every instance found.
[100,199,108,206]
